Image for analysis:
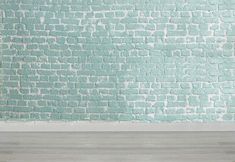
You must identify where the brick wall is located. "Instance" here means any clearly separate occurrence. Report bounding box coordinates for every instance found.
[0,0,235,122]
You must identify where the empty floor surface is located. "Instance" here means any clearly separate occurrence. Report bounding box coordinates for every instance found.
[0,132,235,162]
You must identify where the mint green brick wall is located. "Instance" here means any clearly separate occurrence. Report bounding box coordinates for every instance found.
[0,0,235,122]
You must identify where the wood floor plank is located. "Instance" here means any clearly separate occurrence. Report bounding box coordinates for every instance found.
[0,132,234,162]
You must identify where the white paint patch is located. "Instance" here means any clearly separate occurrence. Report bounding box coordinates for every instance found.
[40,17,45,24]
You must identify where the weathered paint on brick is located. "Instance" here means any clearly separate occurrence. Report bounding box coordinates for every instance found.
[0,0,235,122]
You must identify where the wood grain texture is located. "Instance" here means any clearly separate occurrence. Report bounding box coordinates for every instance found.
[0,132,235,162]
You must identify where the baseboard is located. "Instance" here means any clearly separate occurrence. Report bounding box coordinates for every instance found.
[0,121,235,132]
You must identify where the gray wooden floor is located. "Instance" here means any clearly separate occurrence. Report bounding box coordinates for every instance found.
[0,132,235,162]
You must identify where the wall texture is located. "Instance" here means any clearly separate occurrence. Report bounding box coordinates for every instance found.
[0,0,235,122]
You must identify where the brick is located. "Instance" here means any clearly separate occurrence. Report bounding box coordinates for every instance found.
[0,0,235,122]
